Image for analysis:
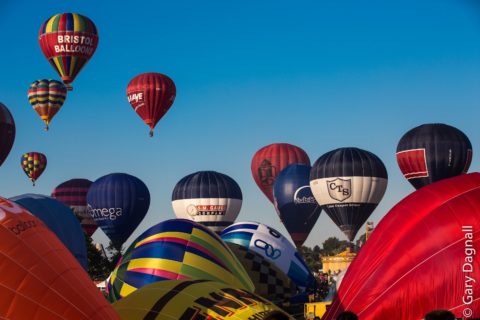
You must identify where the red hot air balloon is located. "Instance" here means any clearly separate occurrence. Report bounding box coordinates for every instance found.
[251,143,310,203]
[0,103,15,167]
[38,13,99,90]
[126,72,176,137]
[323,173,480,320]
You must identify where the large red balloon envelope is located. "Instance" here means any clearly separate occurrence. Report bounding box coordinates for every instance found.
[0,197,118,319]
[324,173,480,320]
[38,13,99,90]
[0,102,15,167]
[126,72,176,137]
[251,143,310,203]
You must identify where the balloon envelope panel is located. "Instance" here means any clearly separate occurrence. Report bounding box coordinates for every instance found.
[107,219,254,302]
[220,221,315,289]
[0,197,118,320]
[10,193,88,270]
[324,173,480,320]
[0,102,15,166]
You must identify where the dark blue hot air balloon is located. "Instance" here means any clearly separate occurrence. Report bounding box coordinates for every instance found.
[10,193,88,270]
[273,164,321,247]
[87,173,150,249]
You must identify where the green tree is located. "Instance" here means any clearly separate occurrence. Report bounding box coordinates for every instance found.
[86,234,111,281]
[321,237,350,256]
[299,245,322,273]
[106,241,124,270]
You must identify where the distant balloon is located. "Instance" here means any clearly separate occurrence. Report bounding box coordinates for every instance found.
[172,171,242,233]
[38,13,99,90]
[20,152,47,186]
[10,193,88,270]
[51,178,97,236]
[227,242,296,306]
[273,164,321,247]
[220,221,315,290]
[113,280,293,320]
[396,123,472,189]
[0,197,119,320]
[324,173,480,320]
[0,102,15,167]
[107,219,254,302]
[126,72,176,137]
[27,79,67,130]
[251,143,310,203]
[309,147,388,241]
[87,173,150,248]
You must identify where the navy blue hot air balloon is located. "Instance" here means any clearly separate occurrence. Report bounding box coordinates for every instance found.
[273,164,321,247]
[87,173,150,248]
[396,123,472,190]
[10,193,88,270]
[172,171,242,233]
[309,147,388,242]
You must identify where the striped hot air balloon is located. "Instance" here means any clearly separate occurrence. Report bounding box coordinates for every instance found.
[38,13,99,90]
[27,79,67,130]
[107,219,254,302]
[20,152,47,186]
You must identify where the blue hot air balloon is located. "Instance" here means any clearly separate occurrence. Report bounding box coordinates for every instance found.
[273,164,321,247]
[10,193,88,270]
[172,171,243,233]
[87,173,150,248]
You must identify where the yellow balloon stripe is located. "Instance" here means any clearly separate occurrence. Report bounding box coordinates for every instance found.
[127,258,183,274]
[135,231,191,248]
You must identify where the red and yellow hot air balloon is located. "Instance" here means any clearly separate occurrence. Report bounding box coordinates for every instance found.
[20,152,47,186]
[251,143,310,203]
[126,72,176,137]
[38,13,99,90]
[27,79,67,130]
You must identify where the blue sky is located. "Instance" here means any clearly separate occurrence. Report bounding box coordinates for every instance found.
[1,0,479,249]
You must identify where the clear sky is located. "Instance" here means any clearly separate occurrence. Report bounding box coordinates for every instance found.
[1,0,479,249]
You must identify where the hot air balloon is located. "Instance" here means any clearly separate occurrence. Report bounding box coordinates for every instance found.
[220,221,315,290]
[38,13,99,90]
[396,123,472,189]
[251,143,310,203]
[309,147,387,242]
[126,72,176,137]
[112,280,293,320]
[227,242,296,306]
[323,173,480,320]
[51,178,97,236]
[27,79,67,130]
[107,219,254,302]
[0,102,15,167]
[172,171,242,233]
[10,193,88,270]
[0,197,119,320]
[87,173,150,249]
[20,152,47,186]
[273,164,321,247]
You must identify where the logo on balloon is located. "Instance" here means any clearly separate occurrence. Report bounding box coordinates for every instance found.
[258,159,277,186]
[87,205,123,220]
[327,178,352,202]
[293,186,317,205]
[187,204,227,216]
[254,239,282,259]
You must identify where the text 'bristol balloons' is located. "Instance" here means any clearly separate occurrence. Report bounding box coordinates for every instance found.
[27,79,67,130]
[324,173,480,320]
[0,197,119,320]
[10,193,88,270]
[87,173,150,248]
[113,280,293,320]
[172,171,243,233]
[20,152,47,186]
[0,102,15,167]
[309,147,388,241]
[273,164,321,247]
[39,13,99,90]
[396,123,472,190]
[220,221,315,290]
[52,178,97,236]
[126,72,176,137]
[251,143,310,203]
[107,219,254,302]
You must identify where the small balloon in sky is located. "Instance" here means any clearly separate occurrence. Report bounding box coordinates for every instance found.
[27,79,67,131]
[20,152,47,186]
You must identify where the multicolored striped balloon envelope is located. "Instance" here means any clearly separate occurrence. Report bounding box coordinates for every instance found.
[107,219,254,302]
[20,152,47,186]
[113,280,293,320]
[27,79,67,130]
